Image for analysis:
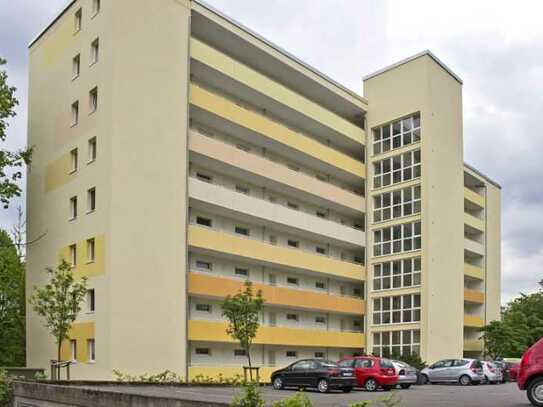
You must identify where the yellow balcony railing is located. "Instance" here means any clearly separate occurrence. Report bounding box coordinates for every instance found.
[464,315,485,328]
[464,213,485,232]
[464,288,485,304]
[464,187,485,208]
[189,272,365,315]
[188,225,365,281]
[464,338,484,352]
[188,320,365,349]
[464,263,484,280]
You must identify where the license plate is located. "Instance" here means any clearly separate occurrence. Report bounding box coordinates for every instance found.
[342,372,353,376]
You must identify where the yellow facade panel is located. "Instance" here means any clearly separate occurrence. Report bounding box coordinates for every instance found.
[58,235,106,279]
[463,315,484,328]
[60,322,95,363]
[464,263,484,280]
[464,187,485,208]
[464,288,485,304]
[189,366,275,384]
[188,225,365,281]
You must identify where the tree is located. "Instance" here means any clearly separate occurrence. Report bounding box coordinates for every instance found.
[0,229,25,366]
[29,260,88,363]
[221,281,264,380]
[0,58,32,209]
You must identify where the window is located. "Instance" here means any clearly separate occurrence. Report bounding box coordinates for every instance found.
[195,348,210,356]
[87,339,95,362]
[316,246,327,255]
[195,260,212,271]
[286,351,297,358]
[353,287,362,297]
[72,54,80,79]
[354,256,364,264]
[92,0,101,16]
[373,294,421,325]
[373,150,421,189]
[70,148,78,172]
[269,235,277,245]
[196,216,212,227]
[87,289,95,312]
[86,238,95,263]
[374,185,421,223]
[69,196,77,220]
[315,281,326,290]
[196,172,212,183]
[235,226,250,236]
[353,320,363,330]
[91,38,99,65]
[287,164,300,172]
[235,185,250,195]
[316,211,327,219]
[71,101,79,126]
[373,221,421,257]
[268,312,276,326]
[287,240,299,248]
[286,313,299,321]
[373,113,421,155]
[287,202,299,210]
[69,244,77,267]
[287,277,299,286]
[74,8,82,32]
[235,268,249,278]
[236,144,250,152]
[88,137,97,162]
[89,87,98,113]
[315,316,326,324]
[268,274,276,285]
[314,352,325,358]
[373,257,421,291]
[234,349,246,356]
[372,329,420,357]
[70,340,77,361]
[195,304,211,312]
[87,187,96,212]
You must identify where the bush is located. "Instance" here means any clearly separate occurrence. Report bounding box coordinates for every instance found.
[231,381,265,407]
[112,369,181,383]
[272,391,312,407]
[350,392,402,407]
[0,369,13,407]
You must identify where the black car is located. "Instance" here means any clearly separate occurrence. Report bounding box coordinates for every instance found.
[271,359,356,393]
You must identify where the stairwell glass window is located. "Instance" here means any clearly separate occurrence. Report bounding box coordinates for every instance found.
[89,87,98,113]
[373,329,420,357]
[374,185,421,223]
[373,221,421,256]
[373,294,421,325]
[373,150,421,189]
[373,257,422,291]
[373,113,421,155]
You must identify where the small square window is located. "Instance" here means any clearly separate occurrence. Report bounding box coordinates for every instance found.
[89,87,98,113]
[195,348,210,355]
[70,148,78,172]
[87,238,95,263]
[69,244,77,267]
[316,246,326,255]
[315,281,326,290]
[235,226,250,236]
[92,0,101,16]
[195,304,211,312]
[235,185,250,195]
[70,339,77,361]
[286,351,297,358]
[71,101,79,126]
[314,352,325,358]
[315,316,326,324]
[287,240,299,248]
[72,54,80,79]
[196,260,212,271]
[69,196,77,220]
[235,268,249,277]
[286,313,299,321]
[91,38,99,65]
[87,289,95,312]
[74,9,82,32]
[287,277,299,286]
[196,172,212,183]
[196,216,212,227]
[234,349,246,356]
[88,137,97,163]
[87,187,96,212]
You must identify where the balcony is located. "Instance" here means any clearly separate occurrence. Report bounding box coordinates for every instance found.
[190,38,365,149]
[189,131,365,214]
[464,238,484,256]
[188,320,365,348]
[464,187,485,208]
[464,315,484,328]
[188,225,365,281]
[464,263,484,280]
[188,272,365,315]
[464,213,485,233]
[464,288,485,304]
[464,338,484,352]
[188,177,365,247]
[189,84,365,181]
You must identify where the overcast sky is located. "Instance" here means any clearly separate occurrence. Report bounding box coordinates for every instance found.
[1,0,542,303]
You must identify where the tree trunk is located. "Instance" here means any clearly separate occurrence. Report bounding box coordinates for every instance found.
[57,339,61,363]
[247,347,252,381]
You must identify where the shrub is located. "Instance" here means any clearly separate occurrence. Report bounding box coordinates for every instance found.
[350,392,402,407]
[0,369,13,407]
[231,381,265,407]
[112,369,181,383]
[272,392,313,407]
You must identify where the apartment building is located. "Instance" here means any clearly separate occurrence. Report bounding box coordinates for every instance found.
[26,0,501,381]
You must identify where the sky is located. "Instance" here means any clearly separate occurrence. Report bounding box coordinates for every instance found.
[1,0,542,303]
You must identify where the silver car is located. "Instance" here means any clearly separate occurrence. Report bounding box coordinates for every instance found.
[482,361,503,384]
[421,358,484,385]
[392,360,418,389]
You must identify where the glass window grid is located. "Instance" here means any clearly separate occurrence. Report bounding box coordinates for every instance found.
[373,185,421,223]
[372,329,421,357]
[373,114,421,156]
[373,221,421,257]
[373,257,422,291]
[372,294,421,325]
[373,150,421,189]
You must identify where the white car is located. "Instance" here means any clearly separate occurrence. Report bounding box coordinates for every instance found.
[482,361,503,384]
[391,360,418,389]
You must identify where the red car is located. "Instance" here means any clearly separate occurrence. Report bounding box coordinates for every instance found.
[518,337,543,406]
[338,356,398,391]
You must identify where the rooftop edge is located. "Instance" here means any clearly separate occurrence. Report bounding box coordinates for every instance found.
[464,162,501,189]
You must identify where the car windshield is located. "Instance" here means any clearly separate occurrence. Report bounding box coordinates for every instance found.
[380,358,394,368]
[337,360,354,368]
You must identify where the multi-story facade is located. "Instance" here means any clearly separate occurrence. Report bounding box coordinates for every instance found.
[26,0,501,381]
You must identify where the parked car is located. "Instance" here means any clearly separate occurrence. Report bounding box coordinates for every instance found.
[509,363,520,381]
[518,337,543,406]
[338,356,398,391]
[420,359,484,385]
[482,361,502,384]
[391,360,418,389]
[271,359,356,393]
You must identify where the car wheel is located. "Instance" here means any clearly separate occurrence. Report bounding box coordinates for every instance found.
[484,375,489,384]
[420,374,429,385]
[272,377,283,390]
[342,387,352,393]
[383,385,393,391]
[459,375,472,386]
[527,377,543,407]
[400,384,411,389]
[317,379,329,393]
[364,378,378,392]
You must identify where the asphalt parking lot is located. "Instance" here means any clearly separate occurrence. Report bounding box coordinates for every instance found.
[80,382,529,407]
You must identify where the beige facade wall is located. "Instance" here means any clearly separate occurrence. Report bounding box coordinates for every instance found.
[484,183,502,323]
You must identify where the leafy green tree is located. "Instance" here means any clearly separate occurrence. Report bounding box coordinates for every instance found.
[29,260,88,363]
[0,229,25,366]
[0,58,32,209]
[222,281,264,380]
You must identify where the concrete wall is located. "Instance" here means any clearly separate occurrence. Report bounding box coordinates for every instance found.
[485,183,502,323]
